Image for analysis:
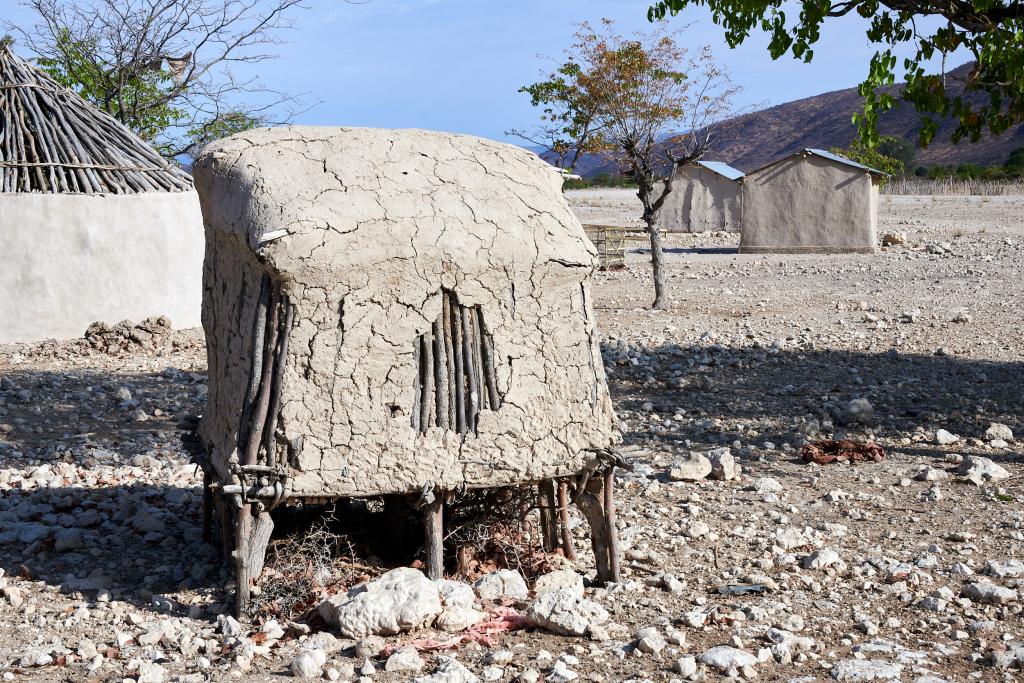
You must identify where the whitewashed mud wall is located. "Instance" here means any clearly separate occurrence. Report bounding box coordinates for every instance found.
[193,126,618,498]
[0,192,204,343]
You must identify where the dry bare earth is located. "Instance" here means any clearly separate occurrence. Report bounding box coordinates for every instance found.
[1,193,1023,682]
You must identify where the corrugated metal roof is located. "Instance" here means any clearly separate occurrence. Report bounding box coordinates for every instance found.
[696,160,745,181]
[805,148,888,176]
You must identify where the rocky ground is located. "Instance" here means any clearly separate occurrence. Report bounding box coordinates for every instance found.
[1,193,1023,682]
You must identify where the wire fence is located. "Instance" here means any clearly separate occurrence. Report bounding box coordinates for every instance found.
[882,177,1024,196]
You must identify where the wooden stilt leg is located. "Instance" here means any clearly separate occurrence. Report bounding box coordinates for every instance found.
[538,480,559,553]
[574,473,614,583]
[234,503,252,617]
[424,496,444,580]
[215,493,232,563]
[603,467,620,582]
[234,503,275,617]
[202,469,213,544]
[557,480,576,561]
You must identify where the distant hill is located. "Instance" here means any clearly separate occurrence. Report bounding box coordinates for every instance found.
[556,62,1024,177]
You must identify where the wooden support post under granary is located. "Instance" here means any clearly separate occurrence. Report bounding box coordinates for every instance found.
[191,126,620,613]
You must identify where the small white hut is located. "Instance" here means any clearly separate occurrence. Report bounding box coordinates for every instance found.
[739,148,885,254]
[657,160,744,233]
[0,43,204,343]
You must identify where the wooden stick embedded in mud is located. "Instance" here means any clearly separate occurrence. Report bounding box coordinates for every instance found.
[451,297,466,435]
[443,295,457,429]
[244,285,280,467]
[239,278,269,449]
[557,479,576,561]
[477,307,500,410]
[262,299,294,466]
[420,330,434,430]
[461,307,479,432]
[470,310,486,411]
[424,496,444,580]
[432,318,449,430]
[411,337,422,432]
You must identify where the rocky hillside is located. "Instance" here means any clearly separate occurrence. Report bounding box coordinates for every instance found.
[562,61,1023,176]
[714,62,1023,171]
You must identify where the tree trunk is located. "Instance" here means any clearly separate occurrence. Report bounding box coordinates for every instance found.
[646,217,667,310]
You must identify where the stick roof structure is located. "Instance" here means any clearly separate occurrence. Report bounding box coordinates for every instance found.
[0,40,193,194]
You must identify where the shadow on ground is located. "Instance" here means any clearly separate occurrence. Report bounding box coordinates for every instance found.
[0,367,205,466]
[603,343,1023,463]
[0,483,228,617]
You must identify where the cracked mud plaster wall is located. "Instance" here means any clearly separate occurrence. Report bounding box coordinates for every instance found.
[193,126,618,497]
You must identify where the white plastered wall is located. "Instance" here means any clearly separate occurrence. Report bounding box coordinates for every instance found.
[0,191,204,343]
[739,155,879,253]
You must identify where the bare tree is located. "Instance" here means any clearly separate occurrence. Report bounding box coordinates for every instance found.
[9,0,314,157]
[518,20,739,309]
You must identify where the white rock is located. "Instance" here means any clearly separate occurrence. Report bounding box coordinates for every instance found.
[216,614,242,638]
[707,447,739,481]
[673,655,697,677]
[934,429,959,445]
[803,548,841,570]
[136,662,167,683]
[634,627,666,654]
[518,669,541,683]
[962,582,1018,604]
[534,570,584,598]
[436,579,477,608]
[668,453,711,481]
[435,605,487,632]
[354,635,386,659]
[686,521,710,538]
[18,648,53,668]
[985,423,1014,442]
[261,619,285,642]
[749,477,783,495]
[525,588,609,637]
[830,659,903,681]
[842,399,874,425]
[385,646,424,672]
[957,456,1010,485]
[546,660,578,683]
[697,646,758,671]
[412,656,480,683]
[318,567,443,638]
[473,570,529,600]
[985,559,1024,578]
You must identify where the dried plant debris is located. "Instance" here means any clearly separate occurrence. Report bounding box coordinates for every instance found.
[801,439,886,465]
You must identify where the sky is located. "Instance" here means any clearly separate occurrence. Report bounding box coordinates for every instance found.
[2,0,968,145]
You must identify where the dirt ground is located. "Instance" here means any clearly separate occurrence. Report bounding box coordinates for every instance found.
[1,193,1022,682]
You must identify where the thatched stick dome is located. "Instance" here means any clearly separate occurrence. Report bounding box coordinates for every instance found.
[0,39,193,194]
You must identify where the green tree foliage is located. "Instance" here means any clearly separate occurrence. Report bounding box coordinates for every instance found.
[876,136,916,171]
[1006,147,1024,172]
[649,0,1024,147]
[829,137,905,185]
[35,30,185,154]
